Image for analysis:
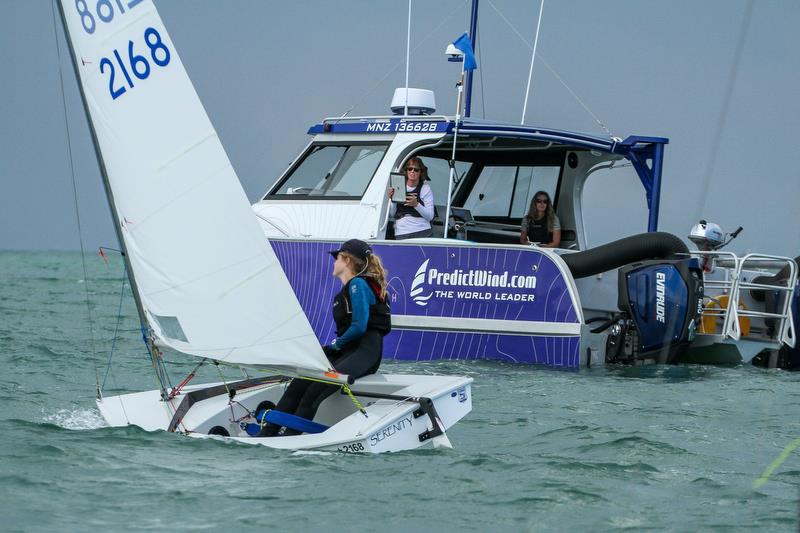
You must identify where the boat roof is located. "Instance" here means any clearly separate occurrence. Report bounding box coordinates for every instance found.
[307,115,669,157]
[309,114,668,232]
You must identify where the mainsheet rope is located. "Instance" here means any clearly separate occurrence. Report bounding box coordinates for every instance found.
[209,360,368,420]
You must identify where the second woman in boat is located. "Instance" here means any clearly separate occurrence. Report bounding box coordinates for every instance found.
[388,157,435,239]
[520,191,561,248]
[262,239,391,436]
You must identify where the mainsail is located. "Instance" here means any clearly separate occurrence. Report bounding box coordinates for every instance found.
[58,0,331,373]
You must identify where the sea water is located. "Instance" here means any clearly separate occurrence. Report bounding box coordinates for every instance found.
[1,251,798,531]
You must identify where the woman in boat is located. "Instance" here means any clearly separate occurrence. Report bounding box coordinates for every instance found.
[262,239,391,436]
[388,157,435,239]
[520,191,561,248]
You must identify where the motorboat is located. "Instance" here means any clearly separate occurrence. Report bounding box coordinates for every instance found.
[251,87,797,369]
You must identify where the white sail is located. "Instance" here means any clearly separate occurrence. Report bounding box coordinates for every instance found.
[58,0,331,373]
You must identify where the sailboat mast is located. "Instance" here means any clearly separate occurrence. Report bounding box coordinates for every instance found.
[463,0,479,118]
[55,1,170,399]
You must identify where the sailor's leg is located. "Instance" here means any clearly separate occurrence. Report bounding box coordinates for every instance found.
[282,382,338,436]
[260,379,311,436]
[333,330,383,378]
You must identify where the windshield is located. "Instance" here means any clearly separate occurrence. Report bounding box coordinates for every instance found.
[270,144,389,198]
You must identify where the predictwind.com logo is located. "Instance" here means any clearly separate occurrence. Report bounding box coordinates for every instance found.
[410,259,433,307]
[409,258,538,307]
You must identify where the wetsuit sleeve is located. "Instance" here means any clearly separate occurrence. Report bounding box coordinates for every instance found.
[333,278,375,348]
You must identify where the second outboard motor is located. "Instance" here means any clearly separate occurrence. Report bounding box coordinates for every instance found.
[607,259,704,364]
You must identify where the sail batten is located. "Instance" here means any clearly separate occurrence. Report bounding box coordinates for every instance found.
[58,0,331,373]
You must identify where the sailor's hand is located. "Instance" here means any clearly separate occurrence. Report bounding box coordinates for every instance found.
[405,194,418,207]
[387,187,395,199]
[322,344,340,359]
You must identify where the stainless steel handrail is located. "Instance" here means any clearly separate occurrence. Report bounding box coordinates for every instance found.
[691,251,797,346]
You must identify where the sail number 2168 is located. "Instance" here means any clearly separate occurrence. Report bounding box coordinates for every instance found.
[100,27,171,100]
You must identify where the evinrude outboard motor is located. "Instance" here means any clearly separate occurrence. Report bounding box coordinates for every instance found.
[606,259,704,364]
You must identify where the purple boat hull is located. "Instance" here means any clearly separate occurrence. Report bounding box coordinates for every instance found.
[271,240,583,367]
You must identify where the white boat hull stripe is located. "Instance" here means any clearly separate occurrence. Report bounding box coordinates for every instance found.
[391,315,581,336]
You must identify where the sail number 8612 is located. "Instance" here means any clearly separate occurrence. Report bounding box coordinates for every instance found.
[100,27,171,100]
[75,0,144,34]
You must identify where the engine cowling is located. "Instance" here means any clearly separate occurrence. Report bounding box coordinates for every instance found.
[610,259,704,364]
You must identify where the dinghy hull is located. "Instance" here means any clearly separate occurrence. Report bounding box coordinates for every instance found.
[97,374,472,454]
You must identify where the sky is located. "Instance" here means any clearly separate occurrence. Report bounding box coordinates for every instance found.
[1,0,798,257]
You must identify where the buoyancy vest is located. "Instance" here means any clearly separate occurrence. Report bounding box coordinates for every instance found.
[394,180,427,219]
[526,215,553,244]
[332,276,392,341]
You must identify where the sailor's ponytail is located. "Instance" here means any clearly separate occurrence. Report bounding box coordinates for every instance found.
[365,253,389,301]
[341,251,389,301]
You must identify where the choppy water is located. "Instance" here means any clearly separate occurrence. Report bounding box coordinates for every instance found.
[1,251,798,531]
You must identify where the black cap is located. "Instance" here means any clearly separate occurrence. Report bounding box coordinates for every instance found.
[329,239,373,262]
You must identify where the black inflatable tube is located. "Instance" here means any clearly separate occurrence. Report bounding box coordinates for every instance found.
[561,232,689,279]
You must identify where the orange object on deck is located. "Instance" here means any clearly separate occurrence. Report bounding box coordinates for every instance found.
[700,295,751,336]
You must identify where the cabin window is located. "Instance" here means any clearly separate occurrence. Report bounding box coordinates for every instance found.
[510,166,561,218]
[270,143,389,198]
[464,166,517,217]
[464,165,561,219]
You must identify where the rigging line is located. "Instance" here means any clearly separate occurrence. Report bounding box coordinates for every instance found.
[100,268,128,392]
[49,0,100,372]
[695,0,754,221]
[485,0,614,138]
[109,372,131,425]
[338,0,469,118]
[476,16,486,118]
[521,0,545,125]
[404,0,412,116]
[167,358,207,400]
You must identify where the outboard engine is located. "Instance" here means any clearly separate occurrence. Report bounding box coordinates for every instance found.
[606,259,704,364]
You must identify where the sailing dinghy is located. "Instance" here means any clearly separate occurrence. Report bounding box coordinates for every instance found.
[56,0,472,453]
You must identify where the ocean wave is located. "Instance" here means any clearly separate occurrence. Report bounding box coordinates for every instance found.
[576,435,688,455]
[291,449,333,457]
[42,407,107,430]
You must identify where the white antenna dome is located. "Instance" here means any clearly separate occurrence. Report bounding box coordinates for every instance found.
[391,88,436,115]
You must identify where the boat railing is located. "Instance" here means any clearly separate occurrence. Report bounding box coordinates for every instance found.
[690,251,797,348]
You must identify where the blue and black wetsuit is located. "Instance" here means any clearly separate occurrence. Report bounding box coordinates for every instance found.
[264,276,390,436]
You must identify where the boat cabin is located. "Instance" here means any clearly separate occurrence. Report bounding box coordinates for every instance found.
[253,115,668,251]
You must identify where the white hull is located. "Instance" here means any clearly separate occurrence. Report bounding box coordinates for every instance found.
[97,373,472,454]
